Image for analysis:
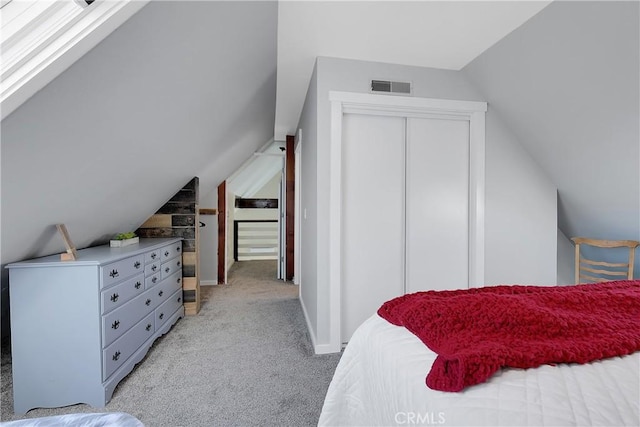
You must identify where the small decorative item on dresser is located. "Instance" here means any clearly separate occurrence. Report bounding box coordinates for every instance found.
[110,232,140,247]
[56,224,78,260]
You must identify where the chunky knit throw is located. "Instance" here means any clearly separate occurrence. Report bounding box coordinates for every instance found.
[377,280,640,392]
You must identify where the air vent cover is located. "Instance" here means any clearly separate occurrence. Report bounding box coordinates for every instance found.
[371,80,411,94]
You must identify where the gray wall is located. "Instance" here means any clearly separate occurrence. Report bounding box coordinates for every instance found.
[557,229,576,285]
[1,1,277,341]
[463,0,640,276]
[298,56,557,351]
[199,191,218,285]
[1,1,277,267]
[297,63,319,342]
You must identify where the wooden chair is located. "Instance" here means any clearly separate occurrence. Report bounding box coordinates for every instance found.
[572,237,640,283]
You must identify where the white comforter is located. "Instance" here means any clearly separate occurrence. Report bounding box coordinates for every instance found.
[319,315,640,427]
[0,413,144,427]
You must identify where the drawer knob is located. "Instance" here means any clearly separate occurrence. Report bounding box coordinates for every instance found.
[177,278,181,284]
[146,324,152,331]
[152,277,158,284]
[176,246,181,252]
[152,265,157,271]
[164,251,170,257]
[112,351,121,361]
[159,313,164,320]
[135,281,142,289]
[145,299,151,306]
[109,269,119,278]
[112,320,120,329]
[177,261,181,267]
[178,297,182,303]
[158,290,164,297]
[151,253,157,259]
[110,293,119,302]
[134,261,141,269]
[165,267,170,273]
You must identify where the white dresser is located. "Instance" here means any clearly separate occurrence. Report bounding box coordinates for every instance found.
[6,238,184,414]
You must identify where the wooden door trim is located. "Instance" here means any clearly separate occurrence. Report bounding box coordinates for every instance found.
[217,181,226,284]
[286,135,295,281]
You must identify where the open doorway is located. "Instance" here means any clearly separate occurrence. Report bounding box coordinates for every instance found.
[218,141,285,283]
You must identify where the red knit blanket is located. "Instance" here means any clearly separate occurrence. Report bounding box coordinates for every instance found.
[377,280,640,392]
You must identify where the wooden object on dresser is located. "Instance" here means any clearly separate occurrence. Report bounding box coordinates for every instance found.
[6,238,184,414]
[56,223,78,261]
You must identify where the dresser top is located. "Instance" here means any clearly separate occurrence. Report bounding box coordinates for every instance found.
[6,238,182,269]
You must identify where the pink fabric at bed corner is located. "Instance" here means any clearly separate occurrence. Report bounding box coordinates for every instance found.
[377,280,640,392]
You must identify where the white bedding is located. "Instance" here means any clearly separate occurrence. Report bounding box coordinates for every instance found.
[0,413,144,427]
[319,315,640,427]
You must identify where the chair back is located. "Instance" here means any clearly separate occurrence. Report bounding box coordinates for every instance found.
[571,237,640,283]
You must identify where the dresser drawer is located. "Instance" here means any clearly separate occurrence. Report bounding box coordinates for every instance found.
[144,261,161,277]
[102,287,157,347]
[154,271,182,306]
[161,257,181,280]
[161,242,182,261]
[101,274,144,314]
[145,272,161,289]
[144,248,162,264]
[165,270,182,293]
[155,289,183,328]
[101,255,144,288]
[103,312,155,380]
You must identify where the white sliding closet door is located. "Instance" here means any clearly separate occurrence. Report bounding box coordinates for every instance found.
[341,113,405,343]
[405,118,470,293]
[340,114,472,343]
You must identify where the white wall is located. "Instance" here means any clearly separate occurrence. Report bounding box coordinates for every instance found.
[557,229,575,285]
[226,189,236,273]
[483,109,557,286]
[463,0,640,276]
[252,172,281,199]
[298,56,557,352]
[297,63,319,347]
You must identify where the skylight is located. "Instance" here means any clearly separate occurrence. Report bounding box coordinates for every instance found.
[0,0,148,120]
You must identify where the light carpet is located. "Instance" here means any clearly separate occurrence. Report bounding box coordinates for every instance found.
[1,260,341,426]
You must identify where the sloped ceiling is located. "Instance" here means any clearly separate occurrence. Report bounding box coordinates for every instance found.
[1,0,555,267]
[3,0,636,275]
[1,1,277,265]
[275,0,551,140]
[463,1,640,244]
[227,142,284,199]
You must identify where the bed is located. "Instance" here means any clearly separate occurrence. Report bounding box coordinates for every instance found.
[319,281,640,426]
[0,413,144,427]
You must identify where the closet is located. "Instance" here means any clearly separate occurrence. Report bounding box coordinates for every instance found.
[340,107,477,343]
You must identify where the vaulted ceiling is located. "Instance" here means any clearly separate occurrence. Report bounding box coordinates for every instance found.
[1,1,638,270]
[275,0,550,140]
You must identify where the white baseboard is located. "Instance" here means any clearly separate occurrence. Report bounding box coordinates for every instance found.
[314,342,341,355]
[200,280,218,286]
[300,295,340,355]
[299,296,318,351]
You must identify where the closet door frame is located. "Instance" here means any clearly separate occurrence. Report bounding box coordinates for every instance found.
[328,91,487,351]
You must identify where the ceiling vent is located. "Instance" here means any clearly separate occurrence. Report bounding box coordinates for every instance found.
[371,80,411,95]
